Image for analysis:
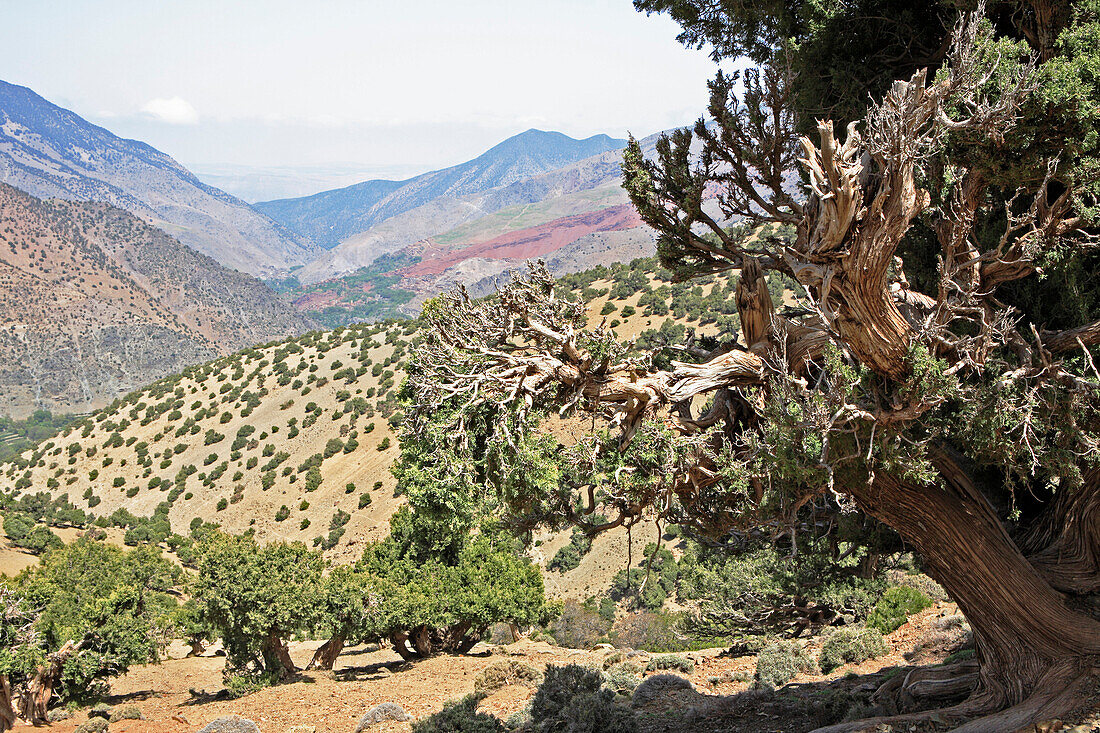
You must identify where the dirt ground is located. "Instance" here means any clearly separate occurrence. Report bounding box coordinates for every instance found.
[11,602,1040,733]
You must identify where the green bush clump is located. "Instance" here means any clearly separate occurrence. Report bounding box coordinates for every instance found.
[411,694,504,733]
[818,627,888,673]
[866,586,932,634]
[645,654,694,674]
[755,640,817,688]
[529,664,636,733]
[603,662,643,694]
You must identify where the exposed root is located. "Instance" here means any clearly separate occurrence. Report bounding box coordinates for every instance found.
[811,662,1099,733]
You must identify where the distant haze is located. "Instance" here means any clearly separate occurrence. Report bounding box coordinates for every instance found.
[0,0,721,178]
[193,164,434,202]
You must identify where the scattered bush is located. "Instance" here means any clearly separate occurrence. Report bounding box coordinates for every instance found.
[473,659,542,694]
[550,600,610,649]
[867,586,932,634]
[645,654,694,674]
[74,719,108,733]
[109,704,144,722]
[355,703,411,732]
[603,662,642,695]
[196,715,262,733]
[818,627,887,673]
[609,611,682,652]
[755,640,817,688]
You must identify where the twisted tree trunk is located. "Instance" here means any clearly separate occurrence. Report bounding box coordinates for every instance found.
[816,459,1100,732]
[261,632,297,680]
[305,633,346,671]
[16,639,77,724]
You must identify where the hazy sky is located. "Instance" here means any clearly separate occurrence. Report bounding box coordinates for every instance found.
[1,0,721,174]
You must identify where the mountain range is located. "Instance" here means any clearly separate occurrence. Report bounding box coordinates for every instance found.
[0,80,316,276]
[255,130,626,248]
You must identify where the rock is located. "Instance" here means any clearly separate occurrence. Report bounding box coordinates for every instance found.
[75,719,109,733]
[109,705,144,723]
[46,708,71,722]
[354,702,411,731]
[90,703,112,719]
[593,643,615,651]
[197,715,262,733]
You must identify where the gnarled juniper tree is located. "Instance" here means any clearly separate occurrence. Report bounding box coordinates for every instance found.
[401,2,1100,729]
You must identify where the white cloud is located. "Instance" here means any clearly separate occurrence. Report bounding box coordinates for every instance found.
[140,97,199,125]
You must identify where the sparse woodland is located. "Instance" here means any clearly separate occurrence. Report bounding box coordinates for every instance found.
[2,1,1100,731]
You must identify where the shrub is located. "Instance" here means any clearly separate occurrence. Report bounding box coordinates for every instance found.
[818,627,888,673]
[108,705,144,722]
[609,611,681,652]
[755,640,817,688]
[74,719,109,733]
[867,586,932,634]
[645,654,694,674]
[355,703,411,731]
[630,673,693,708]
[473,659,542,694]
[551,600,610,649]
[530,664,636,733]
[410,694,503,733]
[604,662,642,694]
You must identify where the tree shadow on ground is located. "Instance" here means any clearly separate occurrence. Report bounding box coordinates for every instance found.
[634,665,946,733]
[335,660,411,683]
[104,688,162,704]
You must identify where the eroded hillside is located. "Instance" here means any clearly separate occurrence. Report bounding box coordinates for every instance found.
[0,183,314,416]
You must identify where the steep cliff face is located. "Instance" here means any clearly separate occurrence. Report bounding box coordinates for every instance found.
[0,183,315,415]
[0,79,316,276]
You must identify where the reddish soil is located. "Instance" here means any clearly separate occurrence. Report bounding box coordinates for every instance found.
[12,602,1049,733]
[402,204,644,277]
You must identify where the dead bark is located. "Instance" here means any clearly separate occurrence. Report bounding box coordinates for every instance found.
[17,639,77,724]
[0,676,14,733]
[305,633,346,671]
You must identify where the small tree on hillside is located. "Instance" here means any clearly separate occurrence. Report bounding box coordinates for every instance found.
[192,533,323,684]
[355,508,555,661]
[306,564,382,670]
[1,539,180,726]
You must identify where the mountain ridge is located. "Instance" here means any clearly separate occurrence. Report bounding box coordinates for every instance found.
[255,129,627,248]
[0,182,315,415]
[0,79,317,276]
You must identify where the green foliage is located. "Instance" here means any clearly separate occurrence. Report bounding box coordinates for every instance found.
[192,533,324,680]
[529,664,637,733]
[5,539,180,708]
[645,654,694,674]
[610,543,678,611]
[755,640,817,688]
[818,627,887,673]
[410,694,505,733]
[547,526,593,574]
[358,512,554,656]
[866,586,932,634]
